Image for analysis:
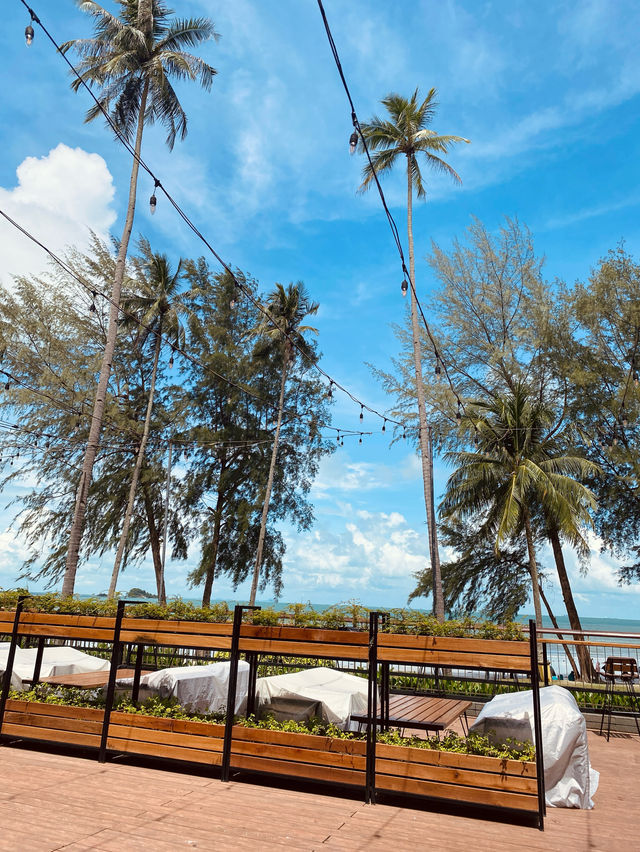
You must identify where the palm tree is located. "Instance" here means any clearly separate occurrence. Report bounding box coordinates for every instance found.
[107,241,186,602]
[61,0,218,596]
[248,283,319,606]
[358,88,469,621]
[440,383,599,629]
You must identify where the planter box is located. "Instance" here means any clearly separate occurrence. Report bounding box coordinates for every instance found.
[375,741,538,813]
[4,699,103,749]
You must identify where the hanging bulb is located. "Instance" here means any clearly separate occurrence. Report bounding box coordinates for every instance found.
[149,193,157,214]
[359,436,362,444]
[474,433,479,447]
[336,432,340,443]
[169,350,175,369]
[456,403,462,423]
[340,437,344,446]
[327,381,333,399]
[349,130,358,154]
[401,279,409,297]
[382,419,386,433]
[90,299,97,313]
[45,441,50,449]
[435,359,441,377]
[230,298,237,309]
[359,405,364,421]
[622,412,628,428]
[402,428,406,440]
[4,381,10,391]
[634,371,639,387]
[25,24,34,46]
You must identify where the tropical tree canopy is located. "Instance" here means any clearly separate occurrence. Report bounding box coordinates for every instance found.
[63,0,219,147]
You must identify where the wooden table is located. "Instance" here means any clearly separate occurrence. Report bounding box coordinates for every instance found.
[351,693,471,735]
[41,668,151,689]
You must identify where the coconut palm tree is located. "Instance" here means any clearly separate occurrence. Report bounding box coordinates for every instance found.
[440,383,599,629]
[107,241,186,602]
[61,0,218,596]
[358,88,469,621]
[249,283,319,606]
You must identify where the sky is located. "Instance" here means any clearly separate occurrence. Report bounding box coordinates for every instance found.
[1,0,640,618]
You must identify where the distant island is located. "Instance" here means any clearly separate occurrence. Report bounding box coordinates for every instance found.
[127,588,157,599]
[95,588,157,600]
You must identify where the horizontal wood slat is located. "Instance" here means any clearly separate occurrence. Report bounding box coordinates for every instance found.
[120,618,233,636]
[375,772,539,812]
[108,723,223,753]
[4,711,102,736]
[230,753,365,787]
[230,725,368,755]
[106,736,222,766]
[5,700,104,721]
[1,723,100,749]
[15,624,115,641]
[375,757,537,795]
[231,739,366,771]
[378,634,527,654]
[375,743,536,777]
[239,624,369,646]
[238,638,368,660]
[377,648,531,670]
[118,630,232,650]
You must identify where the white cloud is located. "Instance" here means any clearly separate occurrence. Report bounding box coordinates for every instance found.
[0,144,116,286]
[281,508,427,600]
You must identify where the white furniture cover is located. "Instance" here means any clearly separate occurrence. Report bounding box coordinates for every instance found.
[0,642,110,685]
[119,660,249,715]
[256,666,370,730]
[469,685,599,808]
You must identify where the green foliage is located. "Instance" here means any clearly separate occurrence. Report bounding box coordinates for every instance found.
[10,689,533,759]
[0,591,525,639]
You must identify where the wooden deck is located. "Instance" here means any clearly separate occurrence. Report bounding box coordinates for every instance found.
[0,729,637,851]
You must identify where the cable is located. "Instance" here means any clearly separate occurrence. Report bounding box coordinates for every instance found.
[17,0,402,432]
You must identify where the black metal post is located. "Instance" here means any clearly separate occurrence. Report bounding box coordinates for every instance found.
[221,605,260,782]
[0,595,27,740]
[99,600,126,763]
[542,642,550,686]
[529,619,546,830]
[131,643,144,704]
[30,636,46,689]
[365,611,379,804]
[246,651,258,717]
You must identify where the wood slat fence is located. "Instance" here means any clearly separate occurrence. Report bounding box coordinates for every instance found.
[0,599,545,830]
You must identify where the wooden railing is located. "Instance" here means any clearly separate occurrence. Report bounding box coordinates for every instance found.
[0,601,545,830]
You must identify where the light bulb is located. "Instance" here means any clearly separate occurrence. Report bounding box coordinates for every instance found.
[169,352,174,369]
[349,131,358,154]
[359,405,364,421]
[382,419,386,433]
[149,193,157,215]
[25,25,34,46]
[435,360,441,377]
[401,279,408,297]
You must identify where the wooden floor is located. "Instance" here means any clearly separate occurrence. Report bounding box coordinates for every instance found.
[0,730,637,851]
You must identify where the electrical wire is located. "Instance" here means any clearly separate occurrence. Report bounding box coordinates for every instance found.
[17,0,402,432]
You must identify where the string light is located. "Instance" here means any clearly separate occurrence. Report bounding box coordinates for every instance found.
[401,279,408,297]
[359,435,362,444]
[382,418,386,432]
[168,349,175,369]
[349,129,358,154]
[25,23,34,46]
[435,358,441,377]
[327,381,334,399]
[149,179,160,215]
[12,2,406,438]
[359,405,364,421]
[456,402,462,423]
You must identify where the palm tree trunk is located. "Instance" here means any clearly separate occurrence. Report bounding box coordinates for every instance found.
[538,583,580,680]
[62,80,150,597]
[107,325,162,598]
[249,344,291,606]
[406,156,444,621]
[548,527,594,680]
[142,478,166,604]
[522,506,543,630]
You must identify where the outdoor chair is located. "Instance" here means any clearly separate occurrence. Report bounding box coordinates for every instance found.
[599,656,640,741]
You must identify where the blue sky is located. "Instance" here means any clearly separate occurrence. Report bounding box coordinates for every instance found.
[1,0,640,618]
